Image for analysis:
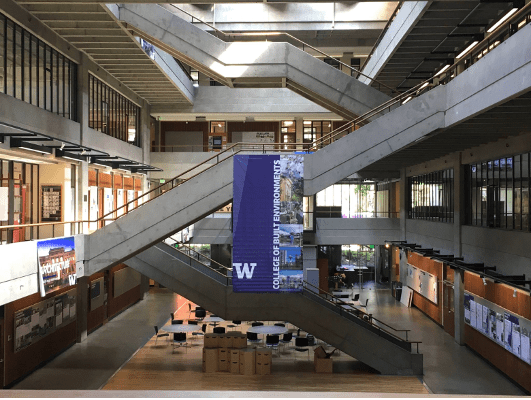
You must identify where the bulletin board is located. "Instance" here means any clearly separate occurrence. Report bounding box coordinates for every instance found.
[14,288,77,353]
[90,277,105,311]
[464,292,531,366]
[41,185,62,222]
[407,263,438,304]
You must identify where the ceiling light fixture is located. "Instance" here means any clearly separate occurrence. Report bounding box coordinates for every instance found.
[81,149,87,155]
[419,82,430,90]
[488,8,518,33]
[456,41,479,59]
[402,96,413,104]
[60,142,65,151]
[434,64,451,77]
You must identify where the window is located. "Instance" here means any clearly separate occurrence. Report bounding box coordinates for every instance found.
[0,12,77,120]
[466,153,530,231]
[316,183,378,218]
[408,169,454,223]
[88,74,141,147]
[210,121,226,133]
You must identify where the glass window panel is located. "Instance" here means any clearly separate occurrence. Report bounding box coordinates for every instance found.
[23,31,30,102]
[15,25,22,100]
[45,45,52,111]
[6,19,14,97]
[0,16,4,93]
[31,36,38,106]
[38,42,45,109]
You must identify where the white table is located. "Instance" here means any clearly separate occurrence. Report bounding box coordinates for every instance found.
[203,316,225,329]
[247,325,288,335]
[161,324,200,333]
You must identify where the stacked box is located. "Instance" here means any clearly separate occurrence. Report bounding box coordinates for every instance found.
[202,348,218,373]
[219,335,233,348]
[204,333,222,348]
[313,346,333,373]
[256,348,272,375]
[218,348,230,372]
[239,348,256,375]
[230,349,240,374]
[231,333,247,349]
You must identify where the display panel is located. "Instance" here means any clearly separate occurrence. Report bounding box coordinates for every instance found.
[37,236,77,297]
[464,292,531,365]
[232,154,303,293]
[407,263,438,304]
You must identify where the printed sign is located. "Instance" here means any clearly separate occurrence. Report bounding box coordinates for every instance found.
[233,154,303,292]
[37,236,77,297]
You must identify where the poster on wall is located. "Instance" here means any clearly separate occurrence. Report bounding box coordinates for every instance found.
[14,289,76,353]
[521,328,530,364]
[37,236,77,297]
[41,185,62,222]
[407,263,437,304]
[232,154,303,293]
[464,294,473,324]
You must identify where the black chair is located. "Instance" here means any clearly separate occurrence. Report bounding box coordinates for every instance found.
[247,332,261,344]
[252,322,264,327]
[274,323,285,327]
[294,337,310,359]
[352,293,360,302]
[266,335,280,353]
[213,327,225,334]
[232,320,242,325]
[172,332,187,353]
[187,320,198,325]
[154,326,169,345]
[280,332,293,348]
[195,309,206,319]
[306,334,316,346]
[172,319,183,325]
[192,323,207,340]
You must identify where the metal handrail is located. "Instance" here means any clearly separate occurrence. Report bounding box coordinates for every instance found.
[302,280,415,345]
[166,236,231,273]
[163,3,397,94]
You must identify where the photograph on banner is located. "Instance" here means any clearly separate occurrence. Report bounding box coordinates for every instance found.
[37,236,77,297]
[279,247,303,270]
[279,225,303,247]
[279,270,303,291]
[279,155,303,224]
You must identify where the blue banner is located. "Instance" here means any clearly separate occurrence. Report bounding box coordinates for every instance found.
[233,154,303,293]
[37,236,77,297]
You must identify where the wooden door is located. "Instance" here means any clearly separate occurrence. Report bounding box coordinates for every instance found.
[317,259,329,295]
[443,283,455,337]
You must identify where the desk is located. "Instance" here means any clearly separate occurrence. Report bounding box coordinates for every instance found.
[161,324,200,333]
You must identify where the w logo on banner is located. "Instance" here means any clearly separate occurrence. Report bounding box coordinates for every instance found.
[233,263,256,279]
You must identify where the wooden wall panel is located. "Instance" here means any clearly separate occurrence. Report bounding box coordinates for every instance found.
[113,174,123,189]
[123,177,134,190]
[465,325,531,393]
[98,173,112,188]
[88,169,97,187]
[160,121,209,151]
[107,264,141,320]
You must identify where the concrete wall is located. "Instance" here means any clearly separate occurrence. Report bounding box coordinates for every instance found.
[0,241,39,306]
[315,218,400,245]
[149,152,218,180]
[405,219,455,256]
[190,217,232,244]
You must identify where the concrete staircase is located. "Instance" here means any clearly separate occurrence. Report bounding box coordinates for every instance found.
[117,3,391,120]
[126,241,423,376]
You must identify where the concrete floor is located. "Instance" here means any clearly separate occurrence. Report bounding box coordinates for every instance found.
[7,287,527,395]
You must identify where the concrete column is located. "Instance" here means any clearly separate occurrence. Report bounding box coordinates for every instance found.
[76,276,89,343]
[453,153,464,257]
[77,53,90,147]
[399,168,407,241]
[77,161,89,234]
[295,118,303,149]
[454,269,465,345]
[140,275,150,299]
[141,100,151,166]
[340,52,353,76]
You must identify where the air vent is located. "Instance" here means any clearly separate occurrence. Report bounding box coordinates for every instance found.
[195,116,207,121]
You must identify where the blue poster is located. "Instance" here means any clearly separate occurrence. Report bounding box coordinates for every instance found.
[37,236,77,297]
[233,154,303,292]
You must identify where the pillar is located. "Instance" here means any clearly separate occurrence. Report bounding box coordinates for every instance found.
[76,276,89,343]
[454,269,465,345]
[140,275,150,299]
[340,52,353,76]
[295,117,303,149]
[399,168,407,241]
[453,153,464,257]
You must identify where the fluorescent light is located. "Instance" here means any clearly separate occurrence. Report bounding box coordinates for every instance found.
[456,41,479,59]
[434,64,451,77]
[402,96,413,104]
[419,82,430,90]
[283,121,293,126]
[488,8,518,33]
[18,146,50,154]
[92,162,109,168]
[60,142,65,150]
[81,149,87,155]
[61,155,82,162]
[303,121,312,125]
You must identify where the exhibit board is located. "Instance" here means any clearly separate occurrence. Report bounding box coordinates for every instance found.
[14,288,76,353]
[407,263,438,304]
[464,292,531,365]
[37,236,77,297]
[232,154,303,293]
[90,277,105,311]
